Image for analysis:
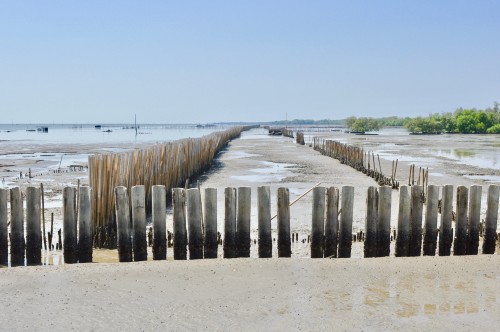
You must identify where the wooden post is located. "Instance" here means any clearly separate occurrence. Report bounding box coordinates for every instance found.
[453,186,468,256]
[172,188,187,260]
[78,186,93,263]
[483,185,499,254]
[467,185,482,255]
[114,186,132,262]
[364,186,378,258]
[236,187,251,257]
[41,183,47,250]
[409,185,423,256]
[63,187,78,264]
[131,185,147,261]
[0,188,7,265]
[49,212,54,251]
[324,187,339,258]
[26,187,41,265]
[277,187,291,257]
[224,187,237,258]
[377,186,392,257]
[395,186,410,257]
[258,186,272,258]
[153,186,167,260]
[338,186,354,258]
[423,185,439,256]
[10,187,25,266]
[311,187,325,258]
[438,185,453,256]
[203,188,218,259]
[186,188,203,260]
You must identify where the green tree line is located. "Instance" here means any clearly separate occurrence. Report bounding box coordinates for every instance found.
[404,104,500,134]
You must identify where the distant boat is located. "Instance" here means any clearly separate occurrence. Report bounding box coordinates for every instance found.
[37,127,48,133]
[95,125,102,129]
[103,129,113,133]
[26,129,36,132]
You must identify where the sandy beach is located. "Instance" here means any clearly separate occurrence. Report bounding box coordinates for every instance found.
[1,256,499,331]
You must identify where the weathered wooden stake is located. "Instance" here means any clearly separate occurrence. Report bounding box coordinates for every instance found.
[0,188,7,265]
[467,185,482,255]
[41,183,47,250]
[63,187,78,264]
[453,186,468,256]
[236,187,251,257]
[258,186,272,258]
[483,185,499,254]
[131,185,147,261]
[423,185,439,256]
[311,187,325,258]
[10,187,25,266]
[186,188,203,259]
[324,187,339,258]
[49,212,54,251]
[364,186,378,258]
[438,184,453,256]
[26,187,41,265]
[78,186,93,263]
[395,186,410,257]
[115,186,132,262]
[377,186,392,257]
[277,187,291,257]
[172,188,188,259]
[203,188,218,259]
[224,187,237,258]
[153,186,167,260]
[339,186,354,258]
[409,185,423,256]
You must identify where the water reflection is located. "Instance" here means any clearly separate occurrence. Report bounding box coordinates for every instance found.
[351,273,498,319]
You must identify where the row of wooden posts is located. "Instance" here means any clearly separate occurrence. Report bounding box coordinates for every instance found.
[1,183,498,266]
[87,125,257,249]
[312,137,400,189]
[295,132,305,145]
[281,128,294,139]
[0,186,92,266]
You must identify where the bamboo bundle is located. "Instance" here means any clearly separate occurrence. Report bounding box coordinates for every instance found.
[296,132,305,145]
[88,126,256,248]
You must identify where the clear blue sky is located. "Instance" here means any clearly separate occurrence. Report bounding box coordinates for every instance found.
[1,1,499,123]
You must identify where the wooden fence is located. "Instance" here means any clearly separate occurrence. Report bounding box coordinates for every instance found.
[312,137,400,188]
[1,184,498,266]
[88,125,257,248]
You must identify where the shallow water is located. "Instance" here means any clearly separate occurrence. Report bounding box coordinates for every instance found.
[0,123,225,145]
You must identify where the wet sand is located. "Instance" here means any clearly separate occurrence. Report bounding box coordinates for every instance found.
[1,256,499,331]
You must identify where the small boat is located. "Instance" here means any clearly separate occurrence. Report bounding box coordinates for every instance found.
[103,129,113,133]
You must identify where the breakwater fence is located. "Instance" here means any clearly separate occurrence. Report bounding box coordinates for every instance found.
[281,131,429,193]
[0,183,498,266]
[296,132,305,145]
[313,138,399,189]
[87,125,258,249]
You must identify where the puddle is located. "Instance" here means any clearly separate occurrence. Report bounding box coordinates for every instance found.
[231,161,296,183]
[430,172,445,177]
[375,150,439,167]
[432,149,500,171]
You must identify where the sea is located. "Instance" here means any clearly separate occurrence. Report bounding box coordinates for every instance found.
[0,123,229,146]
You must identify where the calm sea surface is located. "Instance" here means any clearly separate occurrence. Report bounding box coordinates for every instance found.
[0,123,228,146]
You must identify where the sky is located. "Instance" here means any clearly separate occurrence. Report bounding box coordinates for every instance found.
[1,1,499,124]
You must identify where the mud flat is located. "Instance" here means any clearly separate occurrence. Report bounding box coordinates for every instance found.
[1,256,499,331]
